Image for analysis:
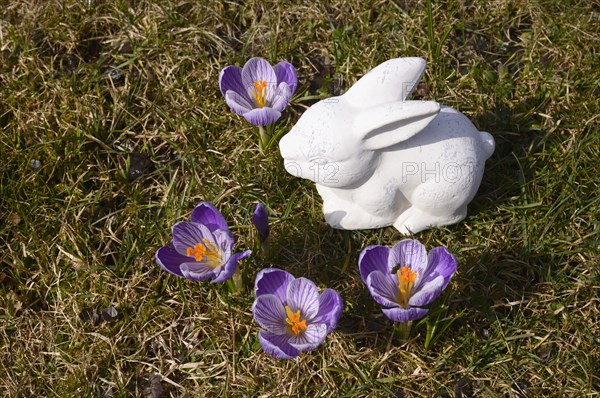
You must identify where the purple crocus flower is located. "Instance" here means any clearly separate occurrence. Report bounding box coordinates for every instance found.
[219,57,297,126]
[155,202,251,283]
[252,202,269,241]
[359,239,457,323]
[252,268,343,360]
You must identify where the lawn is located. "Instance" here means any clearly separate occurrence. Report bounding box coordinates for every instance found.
[1,0,599,397]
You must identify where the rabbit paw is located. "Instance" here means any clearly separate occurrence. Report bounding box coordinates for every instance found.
[323,201,393,229]
[394,206,467,234]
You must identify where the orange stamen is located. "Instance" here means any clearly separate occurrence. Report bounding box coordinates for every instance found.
[186,239,222,267]
[201,239,221,264]
[251,80,268,108]
[187,243,206,261]
[285,306,307,335]
[397,266,417,308]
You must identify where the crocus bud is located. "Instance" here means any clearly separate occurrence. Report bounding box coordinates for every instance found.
[252,202,269,241]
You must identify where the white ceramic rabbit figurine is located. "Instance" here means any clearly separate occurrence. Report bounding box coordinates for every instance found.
[279,57,495,234]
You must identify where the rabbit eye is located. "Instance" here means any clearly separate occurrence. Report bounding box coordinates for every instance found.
[310,158,329,165]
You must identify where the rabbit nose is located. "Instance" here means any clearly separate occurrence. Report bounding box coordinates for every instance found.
[279,132,299,160]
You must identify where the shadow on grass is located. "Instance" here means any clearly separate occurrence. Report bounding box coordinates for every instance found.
[466,101,551,221]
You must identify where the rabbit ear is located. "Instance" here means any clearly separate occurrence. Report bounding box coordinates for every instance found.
[343,57,427,107]
[355,101,440,150]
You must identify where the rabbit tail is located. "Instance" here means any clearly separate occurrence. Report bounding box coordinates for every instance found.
[479,131,495,159]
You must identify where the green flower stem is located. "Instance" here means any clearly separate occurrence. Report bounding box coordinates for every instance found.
[232,270,244,292]
[395,321,413,340]
[260,237,271,257]
[225,271,245,294]
[225,278,236,293]
[424,319,434,350]
[258,126,270,150]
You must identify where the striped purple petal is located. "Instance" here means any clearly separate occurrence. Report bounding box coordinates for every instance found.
[366,271,400,308]
[211,250,251,284]
[190,202,229,232]
[225,90,253,116]
[312,289,343,333]
[409,275,445,307]
[254,268,294,303]
[287,323,328,351]
[180,262,217,281]
[264,81,279,105]
[243,107,282,126]
[358,245,390,284]
[382,307,429,323]
[212,229,234,256]
[418,246,457,291]
[241,57,277,92]
[219,65,251,101]
[270,83,292,113]
[171,221,214,256]
[388,239,428,277]
[252,294,289,335]
[286,277,320,321]
[274,61,298,94]
[155,246,187,277]
[258,330,299,360]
